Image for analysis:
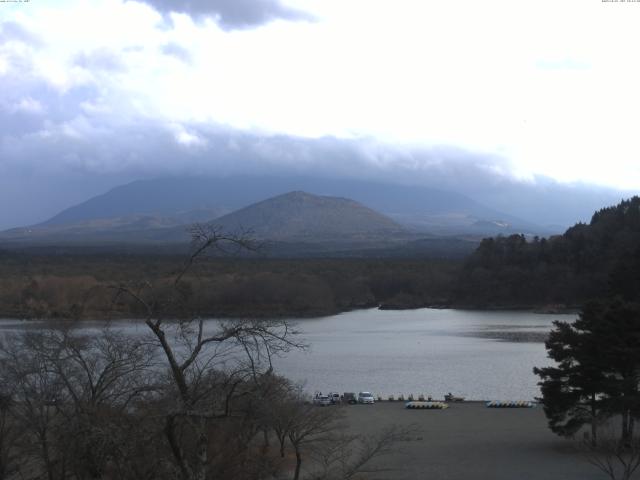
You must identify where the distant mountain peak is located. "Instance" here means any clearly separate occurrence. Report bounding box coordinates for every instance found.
[212,190,404,241]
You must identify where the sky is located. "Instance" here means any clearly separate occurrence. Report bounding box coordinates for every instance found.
[1,0,640,228]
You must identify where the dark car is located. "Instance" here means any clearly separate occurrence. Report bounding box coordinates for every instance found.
[343,392,357,404]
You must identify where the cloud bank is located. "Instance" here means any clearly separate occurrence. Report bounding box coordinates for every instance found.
[138,0,314,29]
[0,1,638,229]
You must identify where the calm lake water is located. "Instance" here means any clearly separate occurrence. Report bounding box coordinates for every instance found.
[273,308,575,401]
[0,308,576,401]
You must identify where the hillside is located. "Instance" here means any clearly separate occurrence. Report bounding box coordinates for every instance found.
[456,196,640,307]
[0,191,422,255]
[212,191,404,241]
[0,208,227,244]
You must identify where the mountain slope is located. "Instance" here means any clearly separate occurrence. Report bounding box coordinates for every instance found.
[39,175,544,235]
[0,207,227,243]
[0,191,409,248]
[211,191,404,241]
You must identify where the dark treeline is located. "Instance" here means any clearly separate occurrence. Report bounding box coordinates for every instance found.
[457,196,640,308]
[0,252,460,320]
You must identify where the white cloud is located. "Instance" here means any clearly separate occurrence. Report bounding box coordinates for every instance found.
[1,0,640,189]
[170,123,208,147]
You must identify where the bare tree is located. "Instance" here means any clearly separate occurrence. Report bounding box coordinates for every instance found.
[0,326,159,480]
[1,333,68,480]
[0,386,21,480]
[286,401,345,480]
[582,423,640,480]
[308,425,416,480]
[0,225,307,480]
[111,224,305,480]
[266,389,299,459]
[48,328,156,479]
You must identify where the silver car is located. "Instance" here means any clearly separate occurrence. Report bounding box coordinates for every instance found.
[313,392,331,406]
[357,391,375,404]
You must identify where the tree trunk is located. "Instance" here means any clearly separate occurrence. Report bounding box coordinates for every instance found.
[591,395,598,447]
[195,430,208,480]
[293,447,302,480]
[40,433,55,480]
[164,416,191,480]
[622,409,631,445]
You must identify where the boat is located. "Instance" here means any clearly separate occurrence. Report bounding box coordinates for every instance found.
[444,393,465,402]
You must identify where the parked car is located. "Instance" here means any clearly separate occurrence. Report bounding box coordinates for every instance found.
[312,392,331,406]
[328,392,341,405]
[343,392,357,404]
[357,392,375,404]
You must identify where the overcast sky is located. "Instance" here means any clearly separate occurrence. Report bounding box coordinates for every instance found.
[1,0,640,228]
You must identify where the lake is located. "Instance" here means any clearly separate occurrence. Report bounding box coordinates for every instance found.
[0,308,576,401]
[272,308,575,401]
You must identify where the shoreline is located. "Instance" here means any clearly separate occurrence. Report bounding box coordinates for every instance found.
[0,303,580,322]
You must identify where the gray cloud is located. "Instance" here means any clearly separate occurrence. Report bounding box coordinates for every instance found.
[0,49,631,230]
[0,21,43,46]
[1,114,630,230]
[137,0,314,30]
[0,80,100,138]
[0,83,512,228]
[4,98,621,230]
[74,48,126,72]
[160,42,192,63]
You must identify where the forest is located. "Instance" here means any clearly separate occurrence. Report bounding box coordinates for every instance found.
[1,197,639,320]
[0,252,459,320]
[456,196,640,308]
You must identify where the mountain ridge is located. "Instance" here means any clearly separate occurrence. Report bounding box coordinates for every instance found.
[37,175,545,236]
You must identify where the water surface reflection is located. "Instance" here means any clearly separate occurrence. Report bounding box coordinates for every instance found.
[0,308,576,400]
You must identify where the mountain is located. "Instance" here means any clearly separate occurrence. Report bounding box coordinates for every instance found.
[0,175,550,257]
[0,189,485,258]
[0,191,408,247]
[0,207,228,244]
[38,175,544,236]
[211,191,404,241]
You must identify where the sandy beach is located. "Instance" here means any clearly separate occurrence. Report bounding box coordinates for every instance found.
[342,401,603,480]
